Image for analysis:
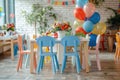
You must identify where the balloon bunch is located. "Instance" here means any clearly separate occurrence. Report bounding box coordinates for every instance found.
[0,7,5,17]
[73,0,101,35]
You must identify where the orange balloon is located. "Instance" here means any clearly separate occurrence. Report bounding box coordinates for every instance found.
[75,27,87,35]
[74,8,86,20]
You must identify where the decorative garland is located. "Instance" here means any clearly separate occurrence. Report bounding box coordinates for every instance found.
[48,0,105,6]
[48,0,75,6]
[118,0,120,13]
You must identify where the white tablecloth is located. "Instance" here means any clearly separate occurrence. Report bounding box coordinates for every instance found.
[0,34,18,40]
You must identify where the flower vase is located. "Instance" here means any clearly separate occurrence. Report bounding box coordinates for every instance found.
[8,30,13,35]
[57,31,66,40]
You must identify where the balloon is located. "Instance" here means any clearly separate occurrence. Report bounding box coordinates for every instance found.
[76,0,88,8]
[83,3,95,18]
[92,22,106,35]
[73,20,84,29]
[89,34,97,47]
[74,8,86,20]
[75,27,87,35]
[88,12,100,24]
[83,20,94,33]
[0,7,2,12]
[0,12,5,17]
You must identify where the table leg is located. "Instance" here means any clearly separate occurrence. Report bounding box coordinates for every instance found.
[56,43,64,65]
[80,42,83,66]
[30,41,34,73]
[11,39,14,60]
[84,41,89,72]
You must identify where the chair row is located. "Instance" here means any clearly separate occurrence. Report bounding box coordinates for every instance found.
[16,34,101,74]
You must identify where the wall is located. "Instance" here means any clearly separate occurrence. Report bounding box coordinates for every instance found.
[15,0,119,34]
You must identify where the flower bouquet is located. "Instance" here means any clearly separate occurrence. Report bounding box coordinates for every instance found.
[51,21,72,39]
[52,21,72,32]
[7,23,15,31]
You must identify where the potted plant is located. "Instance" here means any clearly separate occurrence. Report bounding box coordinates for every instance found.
[105,8,120,52]
[106,7,120,30]
[89,0,105,6]
[22,4,57,35]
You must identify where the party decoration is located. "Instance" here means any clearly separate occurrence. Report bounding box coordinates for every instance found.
[72,0,75,4]
[73,20,84,29]
[118,0,120,13]
[92,22,106,35]
[10,13,15,18]
[73,0,101,35]
[88,12,100,24]
[83,3,95,18]
[49,0,75,6]
[83,20,94,33]
[0,7,2,12]
[52,21,72,32]
[74,8,86,20]
[0,12,5,17]
[76,0,88,8]
[89,34,97,47]
[75,27,87,35]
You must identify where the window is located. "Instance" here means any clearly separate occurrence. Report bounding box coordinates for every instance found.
[0,0,15,27]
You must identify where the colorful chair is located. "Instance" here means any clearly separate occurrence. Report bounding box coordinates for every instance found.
[25,34,38,68]
[115,33,120,61]
[17,35,37,71]
[36,36,59,74]
[88,34,101,71]
[61,36,82,73]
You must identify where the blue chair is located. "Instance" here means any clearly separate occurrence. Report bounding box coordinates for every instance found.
[36,36,59,74]
[61,36,82,73]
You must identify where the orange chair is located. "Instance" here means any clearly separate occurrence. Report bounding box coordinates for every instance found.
[17,35,37,71]
[115,33,120,61]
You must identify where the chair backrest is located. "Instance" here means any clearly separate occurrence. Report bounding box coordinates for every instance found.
[17,35,23,52]
[36,36,55,53]
[61,36,80,53]
[116,33,120,47]
[96,34,100,44]
[96,34,101,49]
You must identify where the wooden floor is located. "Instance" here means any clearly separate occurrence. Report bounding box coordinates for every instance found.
[0,50,120,80]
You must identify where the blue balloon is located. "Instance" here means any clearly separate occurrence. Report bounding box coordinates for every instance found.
[0,12,5,17]
[83,20,94,33]
[88,12,100,24]
[89,34,97,47]
[76,0,88,8]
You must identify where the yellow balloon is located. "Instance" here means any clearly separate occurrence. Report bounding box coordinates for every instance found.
[92,22,106,35]
[73,20,84,29]
[0,7,2,12]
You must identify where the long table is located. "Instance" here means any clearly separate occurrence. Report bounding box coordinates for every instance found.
[30,38,90,73]
[0,35,17,60]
